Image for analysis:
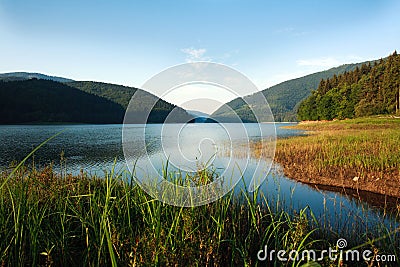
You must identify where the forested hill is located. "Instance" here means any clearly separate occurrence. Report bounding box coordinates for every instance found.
[66,81,136,109]
[0,79,193,124]
[211,60,375,122]
[297,51,400,120]
[66,81,193,123]
[0,72,74,83]
[0,79,124,124]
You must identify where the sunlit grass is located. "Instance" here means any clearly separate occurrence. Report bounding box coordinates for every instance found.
[0,165,322,266]
[0,164,399,266]
[259,117,400,198]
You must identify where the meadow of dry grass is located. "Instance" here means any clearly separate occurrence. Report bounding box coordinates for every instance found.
[270,117,400,198]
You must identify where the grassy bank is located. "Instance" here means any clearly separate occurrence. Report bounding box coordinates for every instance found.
[272,117,400,200]
[0,165,398,266]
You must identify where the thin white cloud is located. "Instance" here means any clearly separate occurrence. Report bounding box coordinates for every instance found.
[181,47,211,62]
[218,49,239,61]
[346,55,364,61]
[296,57,341,68]
[296,55,365,68]
[256,70,311,89]
[275,27,295,34]
[275,27,309,37]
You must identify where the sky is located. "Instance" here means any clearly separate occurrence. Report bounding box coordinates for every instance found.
[0,0,399,113]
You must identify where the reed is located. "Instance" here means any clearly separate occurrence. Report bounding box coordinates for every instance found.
[0,165,398,266]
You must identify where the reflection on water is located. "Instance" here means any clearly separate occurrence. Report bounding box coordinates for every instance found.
[0,123,398,229]
[0,124,126,174]
[0,123,296,173]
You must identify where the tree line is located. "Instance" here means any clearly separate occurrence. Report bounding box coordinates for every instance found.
[0,79,193,124]
[297,51,400,120]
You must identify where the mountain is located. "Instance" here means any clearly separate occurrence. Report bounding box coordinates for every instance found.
[66,81,136,109]
[0,55,385,124]
[0,72,74,83]
[187,110,210,118]
[0,79,123,124]
[66,81,193,123]
[0,79,193,124]
[298,51,400,120]
[211,60,377,122]
[186,110,212,123]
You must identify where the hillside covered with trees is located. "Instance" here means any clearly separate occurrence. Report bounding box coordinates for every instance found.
[297,52,400,120]
[0,72,74,83]
[0,79,124,124]
[211,60,374,122]
[0,79,193,124]
[67,81,193,123]
[67,81,136,109]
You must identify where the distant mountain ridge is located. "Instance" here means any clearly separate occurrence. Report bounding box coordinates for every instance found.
[211,59,378,122]
[0,79,193,124]
[67,81,193,123]
[0,79,124,124]
[187,110,211,123]
[187,110,210,117]
[0,72,74,83]
[0,57,383,124]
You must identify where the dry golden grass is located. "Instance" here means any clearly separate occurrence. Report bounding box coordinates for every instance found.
[255,117,400,198]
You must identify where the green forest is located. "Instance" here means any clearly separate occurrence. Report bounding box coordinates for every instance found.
[67,81,193,123]
[67,81,137,109]
[2,51,398,124]
[0,79,125,124]
[0,79,193,124]
[298,52,400,120]
[211,60,374,122]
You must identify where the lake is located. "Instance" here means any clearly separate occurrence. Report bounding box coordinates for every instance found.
[0,123,398,232]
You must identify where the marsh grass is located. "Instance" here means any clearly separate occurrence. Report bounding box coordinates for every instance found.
[266,117,400,198]
[0,164,399,266]
[0,165,321,266]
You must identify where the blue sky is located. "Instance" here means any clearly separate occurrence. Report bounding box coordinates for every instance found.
[0,0,399,112]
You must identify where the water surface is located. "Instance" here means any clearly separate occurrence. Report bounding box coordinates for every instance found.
[0,123,398,232]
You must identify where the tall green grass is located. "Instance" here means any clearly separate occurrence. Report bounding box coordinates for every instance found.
[0,164,399,266]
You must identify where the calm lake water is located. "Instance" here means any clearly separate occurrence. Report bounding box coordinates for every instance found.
[0,123,398,232]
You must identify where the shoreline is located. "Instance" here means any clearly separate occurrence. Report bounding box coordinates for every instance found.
[307,183,400,212]
[272,117,400,200]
